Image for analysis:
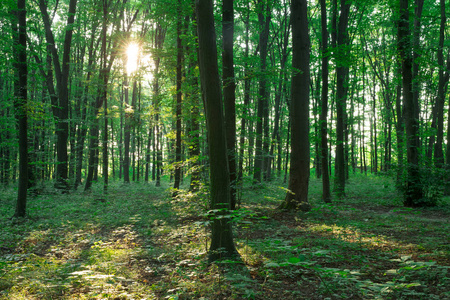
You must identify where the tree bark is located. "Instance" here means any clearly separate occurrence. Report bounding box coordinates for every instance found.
[13,0,28,217]
[196,0,238,262]
[173,0,183,193]
[237,3,251,185]
[253,0,271,184]
[434,0,446,168]
[319,0,331,203]
[334,0,350,197]
[223,0,237,210]
[280,0,310,211]
[398,0,423,206]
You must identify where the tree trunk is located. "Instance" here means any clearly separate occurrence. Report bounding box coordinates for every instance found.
[319,0,331,203]
[173,0,183,193]
[334,0,350,197]
[280,0,310,211]
[223,0,237,210]
[123,76,131,183]
[398,0,423,206]
[39,0,77,191]
[434,0,446,168]
[153,24,165,187]
[237,4,251,184]
[253,0,271,184]
[13,0,28,217]
[196,0,238,262]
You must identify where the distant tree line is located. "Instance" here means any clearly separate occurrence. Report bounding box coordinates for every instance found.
[2,0,449,221]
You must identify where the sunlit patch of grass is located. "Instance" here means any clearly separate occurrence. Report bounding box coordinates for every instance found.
[237,242,267,267]
[304,222,419,254]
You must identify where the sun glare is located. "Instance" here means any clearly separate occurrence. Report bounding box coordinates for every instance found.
[126,42,140,74]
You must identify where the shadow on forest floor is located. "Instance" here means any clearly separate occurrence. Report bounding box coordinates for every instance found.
[0,175,449,299]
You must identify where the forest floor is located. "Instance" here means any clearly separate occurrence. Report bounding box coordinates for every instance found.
[0,174,449,299]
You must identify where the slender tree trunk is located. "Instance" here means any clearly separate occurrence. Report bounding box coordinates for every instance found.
[334,0,350,197]
[320,0,331,203]
[123,75,131,183]
[101,2,109,192]
[372,72,378,174]
[173,0,183,193]
[187,13,201,192]
[434,0,446,168]
[13,0,28,217]
[145,125,151,182]
[237,4,251,184]
[284,119,290,184]
[253,0,271,184]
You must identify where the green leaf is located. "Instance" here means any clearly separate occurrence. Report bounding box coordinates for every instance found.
[288,257,301,264]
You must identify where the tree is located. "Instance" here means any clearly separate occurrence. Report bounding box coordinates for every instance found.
[334,0,351,197]
[195,0,238,262]
[398,0,423,206]
[12,0,27,217]
[222,0,237,210]
[433,0,447,168]
[85,0,128,190]
[152,23,166,188]
[319,0,331,203]
[173,0,183,193]
[252,0,271,184]
[38,0,77,191]
[280,0,310,211]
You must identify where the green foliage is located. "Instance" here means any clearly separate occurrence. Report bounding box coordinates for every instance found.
[398,164,445,207]
[1,173,450,299]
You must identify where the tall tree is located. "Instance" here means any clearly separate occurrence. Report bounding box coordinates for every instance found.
[38,0,77,191]
[334,0,351,197]
[237,2,251,185]
[280,0,310,211]
[173,0,183,193]
[252,0,271,184]
[222,0,236,209]
[319,0,331,203]
[153,23,166,187]
[13,0,28,217]
[195,0,238,262]
[398,0,423,206]
[433,0,447,168]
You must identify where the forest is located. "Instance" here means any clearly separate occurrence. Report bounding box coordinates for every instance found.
[1,0,450,298]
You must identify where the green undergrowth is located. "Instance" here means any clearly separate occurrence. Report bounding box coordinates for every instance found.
[1,174,449,299]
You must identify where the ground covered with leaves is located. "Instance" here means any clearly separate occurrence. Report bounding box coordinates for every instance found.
[1,175,449,299]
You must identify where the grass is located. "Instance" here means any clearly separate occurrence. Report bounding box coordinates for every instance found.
[0,174,449,299]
